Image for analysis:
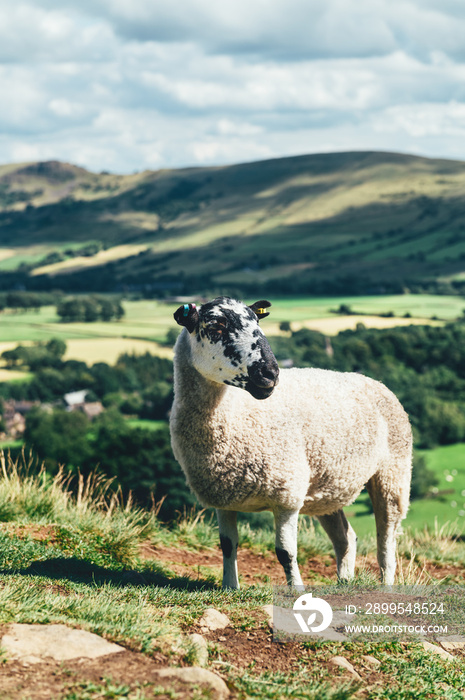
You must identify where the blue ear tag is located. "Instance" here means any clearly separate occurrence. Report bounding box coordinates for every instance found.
[183,304,190,317]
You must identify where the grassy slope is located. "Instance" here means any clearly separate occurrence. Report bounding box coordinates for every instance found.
[1,452,465,700]
[2,152,465,289]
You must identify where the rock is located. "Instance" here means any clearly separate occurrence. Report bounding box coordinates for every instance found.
[199,608,230,632]
[437,635,465,652]
[330,656,362,680]
[361,654,381,667]
[422,641,455,661]
[188,633,209,667]
[272,605,348,641]
[155,667,229,699]
[2,624,124,664]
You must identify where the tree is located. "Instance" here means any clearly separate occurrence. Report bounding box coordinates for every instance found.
[410,453,439,500]
[24,407,92,471]
[46,338,67,359]
[56,296,125,323]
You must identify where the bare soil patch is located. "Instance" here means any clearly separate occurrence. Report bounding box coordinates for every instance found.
[3,523,59,544]
[143,543,465,587]
[142,543,341,585]
[0,650,214,700]
[198,620,308,675]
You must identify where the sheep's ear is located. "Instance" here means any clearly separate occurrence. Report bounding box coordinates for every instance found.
[249,300,271,320]
[174,303,199,333]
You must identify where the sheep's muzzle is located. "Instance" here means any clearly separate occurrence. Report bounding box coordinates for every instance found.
[246,345,279,400]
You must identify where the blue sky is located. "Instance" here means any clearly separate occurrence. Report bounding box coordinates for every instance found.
[1,0,465,172]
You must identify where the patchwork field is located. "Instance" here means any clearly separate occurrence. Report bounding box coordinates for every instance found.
[0,293,461,374]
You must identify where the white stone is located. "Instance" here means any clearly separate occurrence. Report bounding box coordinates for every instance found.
[155,667,229,699]
[262,604,274,630]
[2,623,124,663]
[330,655,362,680]
[199,608,230,632]
[422,641,455,661]
[272,605,349,641]
[361,654,381,667]
[437,635,465,652]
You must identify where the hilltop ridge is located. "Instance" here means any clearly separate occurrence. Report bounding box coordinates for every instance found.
[1,150,465,294]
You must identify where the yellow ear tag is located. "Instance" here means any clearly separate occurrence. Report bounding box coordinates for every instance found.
[256,308,267,315]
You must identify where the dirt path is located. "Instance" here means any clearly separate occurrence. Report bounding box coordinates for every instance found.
[142,542,465,585]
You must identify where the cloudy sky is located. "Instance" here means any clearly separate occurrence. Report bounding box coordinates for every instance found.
[1,0,465,173]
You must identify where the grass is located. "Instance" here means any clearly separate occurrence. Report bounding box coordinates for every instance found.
[268,294,465,322]
[1,451,465,699]
[126,419,166,431]
[347,443,465,539]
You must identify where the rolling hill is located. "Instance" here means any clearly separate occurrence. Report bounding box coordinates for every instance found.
[1,151,465,295]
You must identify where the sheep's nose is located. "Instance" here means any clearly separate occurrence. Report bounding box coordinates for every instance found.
[248,360,279,389]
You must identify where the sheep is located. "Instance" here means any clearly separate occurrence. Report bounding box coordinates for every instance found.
[169,296,412,589]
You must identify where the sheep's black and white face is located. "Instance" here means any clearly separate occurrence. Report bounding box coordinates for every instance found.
[174,297,279,399]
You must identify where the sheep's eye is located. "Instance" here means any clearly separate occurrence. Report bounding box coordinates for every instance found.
[207,321,226,338]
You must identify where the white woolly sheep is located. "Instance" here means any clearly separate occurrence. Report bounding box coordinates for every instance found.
[169,297,412,588]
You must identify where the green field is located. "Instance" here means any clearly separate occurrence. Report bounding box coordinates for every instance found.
[126,419,166,431]
[265,293,465,323]
[0,293,461,352]
[346,443,465,538]
[0,300,175,344]
[0,293,461,374]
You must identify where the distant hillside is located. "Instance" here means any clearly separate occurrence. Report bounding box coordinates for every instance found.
[1,151,465,295]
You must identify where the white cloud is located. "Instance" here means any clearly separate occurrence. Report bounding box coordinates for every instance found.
[27,0,465,62]
[216,120,263,136]
[1,0,465,171]
[190,139,272,164]
[373,102,465,137]
[0,4,117,63]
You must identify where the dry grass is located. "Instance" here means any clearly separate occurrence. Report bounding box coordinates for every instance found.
[0,338,173,369]
[31,244,150,277]
[63,338,173,364]
[293,315,443,335]
[0,368,29,381]
[263,315,442,337]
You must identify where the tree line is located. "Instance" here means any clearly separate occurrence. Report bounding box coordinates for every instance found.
[56,296,124,322]
[0,291,125,323]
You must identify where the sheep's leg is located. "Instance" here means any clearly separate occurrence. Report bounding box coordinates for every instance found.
[317,510,357,581]
[216,509,239,589]
[366,476,405,585]
[274,508,304,589]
